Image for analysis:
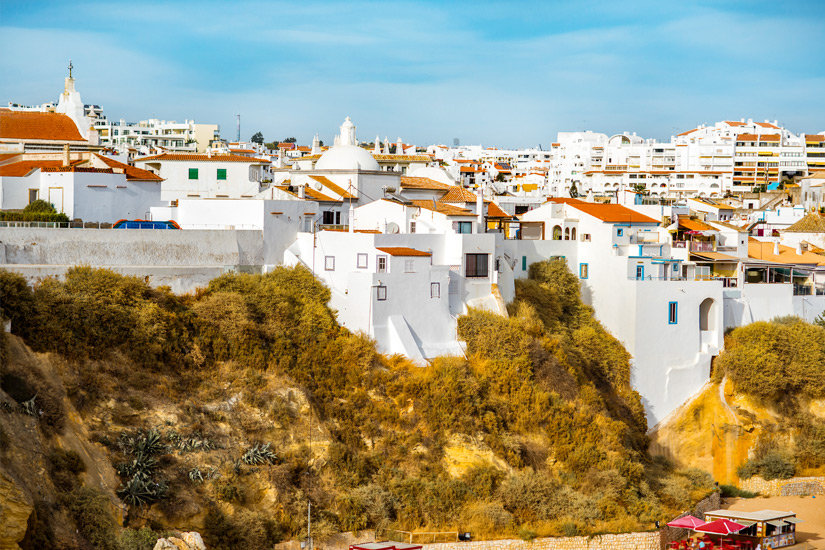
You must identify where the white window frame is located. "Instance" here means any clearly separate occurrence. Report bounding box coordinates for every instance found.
[404,259,415,273]
[357,253,368,269]
[430,282,440,298]
[324,256,335,271]
[376,285,387,301]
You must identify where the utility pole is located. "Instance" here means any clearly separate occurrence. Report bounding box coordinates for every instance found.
[236,114,241,142]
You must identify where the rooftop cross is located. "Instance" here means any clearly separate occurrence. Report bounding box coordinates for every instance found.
[68,59,73,78]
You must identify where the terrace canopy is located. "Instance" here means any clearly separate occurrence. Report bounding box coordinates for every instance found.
[668,516,706,529]
[695,519,748,535]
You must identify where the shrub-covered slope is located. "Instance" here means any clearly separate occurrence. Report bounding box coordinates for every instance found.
[1,260,714,550]
[650,317,825,485]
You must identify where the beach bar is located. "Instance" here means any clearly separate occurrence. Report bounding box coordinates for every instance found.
[702,510,802,549]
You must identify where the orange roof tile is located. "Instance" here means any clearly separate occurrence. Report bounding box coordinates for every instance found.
[135,153,269,163]
[410,199,474,217]
[725,121,747,127]
[0,109,85,142]
[308,175,356,199]
[375,247,431,257]
[0,160,66,177]
[439,186,478,202]
[94,154,163,181]
[677,127,700,137]
[485,202,511,219]
[400,176,453,191]
[805,134,825,142]
[229,148,257,154]
[679,218,716,231]
[748,239,825,266]
[737,134,758,141]
[303,187,338,202]
[372,154,431,162]
[755,122,779,129]
[0,153,20,163]
[565,201,659,224]
[760,134,780,141]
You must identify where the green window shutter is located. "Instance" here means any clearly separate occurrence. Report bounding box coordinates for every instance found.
[217,168,227,180]
[189,168,198,180]
[522,256,527,271]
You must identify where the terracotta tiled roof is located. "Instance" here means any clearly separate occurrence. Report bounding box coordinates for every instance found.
[785,213,825,233]
[278,142,295,149]
[308,175,356,199]
[755,122,780,129]
[372,154,431,162]
[725,121,747,127]
[569,202,660,224]
[94,154,163,181]
[399,176,452,191]
[760,134,781,141]
[485,202,511,219]
[303,187,338,202]
[679,218,716,231]
[375,247,431,257]
[0,160,66,177]
[737,133,757,141]
[439,186,478,202]
[805,134,825,142]
[410,199,474,217]
[134,153,270,163]
[0,109,85,142]
[229,148,257,154]
[748,239,825,265]
[677,127,700,137]
[0,153,20,163]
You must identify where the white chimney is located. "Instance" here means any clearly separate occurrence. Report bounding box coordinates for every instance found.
[298,185,305,199]
[773,241,780,255]
[476,187,485,231]
[796,242,803,256]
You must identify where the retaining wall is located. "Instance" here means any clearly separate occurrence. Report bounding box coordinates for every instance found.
[739,475,825,496]
[418,532,661,550]
[661,492,721,545]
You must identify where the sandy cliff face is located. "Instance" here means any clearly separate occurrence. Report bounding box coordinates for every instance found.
[649,377,825,485]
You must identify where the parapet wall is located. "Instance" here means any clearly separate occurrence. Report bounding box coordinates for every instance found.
[418,532,661,550]
[739,475,825,496]
[0,227,264,266]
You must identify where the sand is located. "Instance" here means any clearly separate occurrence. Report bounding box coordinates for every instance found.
[722,496,825,549]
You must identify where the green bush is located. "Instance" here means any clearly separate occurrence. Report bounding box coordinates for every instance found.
[63,486,119,550]
[737,451,796,480]
[0,210,69,222]
[23,199,56,213]
[719,484,757,498]
[119,527,170,550]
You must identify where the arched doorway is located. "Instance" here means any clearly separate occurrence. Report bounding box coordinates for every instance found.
[700,298,715,331]
[571,227,577,240]
[552,225,562,240]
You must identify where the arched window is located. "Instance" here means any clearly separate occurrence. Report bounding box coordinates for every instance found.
[552,225,562,240]
[700,298,715,331]
[564,227,570,240]
[571,227,577,241]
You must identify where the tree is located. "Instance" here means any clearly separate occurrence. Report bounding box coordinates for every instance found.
[569,182,579,198]
[632,184,648,195]
[282,137,297,143]
[251,132,264,145]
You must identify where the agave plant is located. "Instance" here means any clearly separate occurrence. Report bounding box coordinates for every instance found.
[117,473,156,507]
[188,467,204,483]
[21,395,37,417]
[241,443,277,465]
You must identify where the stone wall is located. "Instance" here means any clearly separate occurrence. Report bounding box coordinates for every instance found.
[418,532,661,550]
[739,475,825,496]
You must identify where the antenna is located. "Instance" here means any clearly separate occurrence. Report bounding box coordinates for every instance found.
[236,114,241,142]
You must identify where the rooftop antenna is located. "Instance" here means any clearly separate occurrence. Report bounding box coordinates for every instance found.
[236,114,241,142]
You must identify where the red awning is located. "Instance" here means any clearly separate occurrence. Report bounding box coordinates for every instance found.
[695,519,748,535]
[667,515,706,529]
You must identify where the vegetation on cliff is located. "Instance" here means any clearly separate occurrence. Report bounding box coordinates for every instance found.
[713,317,825,479]
[0,261,715,550]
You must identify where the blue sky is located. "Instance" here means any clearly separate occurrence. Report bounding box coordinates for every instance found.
[1,0,824,147]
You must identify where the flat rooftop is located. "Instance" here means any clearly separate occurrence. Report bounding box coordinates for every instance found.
[705,509,798,521]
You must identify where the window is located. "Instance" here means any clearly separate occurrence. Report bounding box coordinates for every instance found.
[410,221,416,233]
[324,256,335,271]
[430,282,440,298]
[636,265,645,280]
[377,286,387,301]
[357,253,368,269]
[673,263,679,272]
[28,189,39,203]
[465,253,489,278]
[571,228,576,240]
[457,221,473,234]
[581,233,591,242]
[564,227,570,240]
[617,228,624,237]
[377,256,387,273]
[522,256,527,271]
[668,301,678,324]
[579,263,589,279]
[217,168,227,180]
[188,168,198,180]
[404,259,415,273]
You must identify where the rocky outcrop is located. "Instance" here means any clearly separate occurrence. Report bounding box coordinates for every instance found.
[0,470,33,550]
[153,532,206,550]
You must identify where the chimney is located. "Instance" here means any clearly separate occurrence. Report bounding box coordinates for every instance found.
[63,144,70,167]
[773,241,780,256]
[298,185,305,199]
[476,187,484,231]
[796,242,803,256]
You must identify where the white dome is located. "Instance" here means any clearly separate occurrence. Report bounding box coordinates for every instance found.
[315,145,380,171]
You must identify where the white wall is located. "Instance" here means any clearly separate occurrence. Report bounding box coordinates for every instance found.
[723,283,795,329]
[134,159,264,201]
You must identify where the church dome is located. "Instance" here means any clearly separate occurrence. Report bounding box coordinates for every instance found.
[314,116,380,171]
[315,145,380,171]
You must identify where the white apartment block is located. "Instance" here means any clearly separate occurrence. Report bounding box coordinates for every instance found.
[95,118,220,154]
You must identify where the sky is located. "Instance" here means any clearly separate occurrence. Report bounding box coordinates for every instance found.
[1,0,824,148]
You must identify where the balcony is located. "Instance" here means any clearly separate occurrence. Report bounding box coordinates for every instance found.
[672,240,715,252]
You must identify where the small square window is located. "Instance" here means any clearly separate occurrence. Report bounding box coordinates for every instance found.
[668,301,678,324]
[405,259,415,273]
[324,256,335,271]
[410,221,416,233]
[617,228,623,237]
[430,282,440,298]
[189,168,198,180]
[357,253,368,269]
[377,286,387,301]
[217,168,227,180]
[579,263,589,279]
[457,221,473,234]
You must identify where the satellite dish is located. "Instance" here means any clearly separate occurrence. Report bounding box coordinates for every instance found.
[386,222,400,234]
[313,181,323,191]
